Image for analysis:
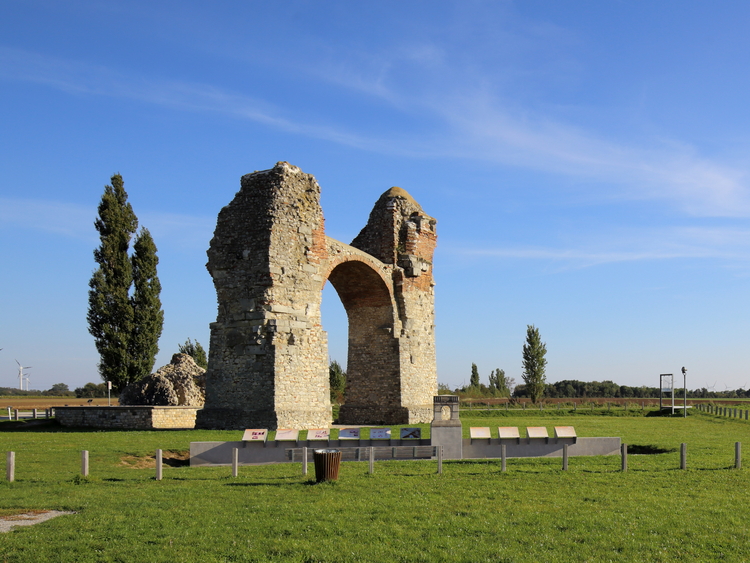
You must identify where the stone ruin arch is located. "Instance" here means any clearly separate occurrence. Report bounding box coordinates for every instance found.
[195,162,437,430]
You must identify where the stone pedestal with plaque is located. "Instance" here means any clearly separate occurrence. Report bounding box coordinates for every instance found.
[430,395,462,459]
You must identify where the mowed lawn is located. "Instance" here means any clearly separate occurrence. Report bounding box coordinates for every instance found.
[1,412,750,562]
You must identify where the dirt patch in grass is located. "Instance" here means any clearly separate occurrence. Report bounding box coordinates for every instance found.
[0,509,48,518]
[0,510,75,533]
[119,450,190,468]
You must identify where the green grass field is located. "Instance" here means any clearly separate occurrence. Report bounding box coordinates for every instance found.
[2,411,750,562]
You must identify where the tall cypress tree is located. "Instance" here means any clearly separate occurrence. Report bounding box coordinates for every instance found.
[128,227,164,383]
[88,174,164,392]
[87,174,138,390]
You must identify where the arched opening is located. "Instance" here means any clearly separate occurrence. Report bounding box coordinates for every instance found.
[321,283,347,404]
[324,260,404,424]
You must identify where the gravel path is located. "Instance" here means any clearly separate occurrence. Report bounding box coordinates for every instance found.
[0,510,75,533]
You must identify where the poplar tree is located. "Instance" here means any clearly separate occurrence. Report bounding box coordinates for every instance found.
[88,175,138,390]
[522,324,547,403]
[87,174,163,391]
[470,363,480,388]
[489,368,511,397]
[128,228,164,382]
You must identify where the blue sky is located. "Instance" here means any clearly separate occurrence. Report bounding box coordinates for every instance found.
[1,1,749,392]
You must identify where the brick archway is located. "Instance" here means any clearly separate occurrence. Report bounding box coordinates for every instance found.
[322,246,406,424]
[196,162,437,430]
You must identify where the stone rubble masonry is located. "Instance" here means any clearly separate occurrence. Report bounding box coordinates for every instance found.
[119,353,206,406]
[195,162,438,430]
[55,406,199,429]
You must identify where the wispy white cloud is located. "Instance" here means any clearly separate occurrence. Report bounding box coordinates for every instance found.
[3,45,750,218]
[453,226,750,269]
[0,47,389,153]
[0,197,214,253]
[0,198,95,241]
[431,95,750,217]
[297,39,750,218]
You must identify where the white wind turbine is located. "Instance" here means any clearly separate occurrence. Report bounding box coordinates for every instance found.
[15,360,31,391]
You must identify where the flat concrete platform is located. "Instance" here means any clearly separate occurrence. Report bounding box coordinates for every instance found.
[190,436,621,466]
[190,439,432,467]
[461,437,621,459]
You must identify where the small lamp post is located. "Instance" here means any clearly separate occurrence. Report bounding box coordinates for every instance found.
[681,366,687,418]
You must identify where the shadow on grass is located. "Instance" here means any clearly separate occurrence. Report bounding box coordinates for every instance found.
[224,481,311,488]
[0,419,62,431]
[628,444,675,454]
[0,420,203,434]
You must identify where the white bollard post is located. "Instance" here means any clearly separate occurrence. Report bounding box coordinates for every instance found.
[437,445,443,475]
[302,447,308,476]
[155,449,162,481]
[81,450,89,477]
[14,409,19,421]
[501,444,507,472]
[232,447,239,478]
[6,407,10,420]
[621,443,628,472]
[369,447,374,474]
[7,452,15,482]
[33,408,37,419]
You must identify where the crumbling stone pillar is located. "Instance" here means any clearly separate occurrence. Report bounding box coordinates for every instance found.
[196,163,330,429]
[341,188,438,425]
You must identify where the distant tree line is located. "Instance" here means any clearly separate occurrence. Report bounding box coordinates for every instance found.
[456,363,516,398]
[440,324,750,401]
[513,380,660,399]
[444,368,750,401]
[517,380,748,400]
[0,388,46,397]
